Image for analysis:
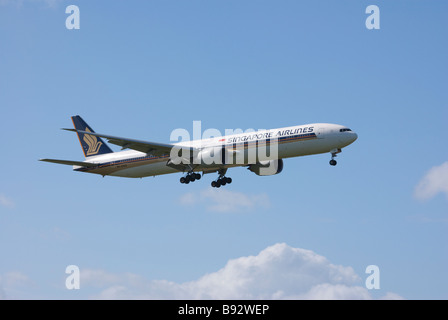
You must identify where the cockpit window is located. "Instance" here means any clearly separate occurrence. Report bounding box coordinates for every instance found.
[340,128,352,132]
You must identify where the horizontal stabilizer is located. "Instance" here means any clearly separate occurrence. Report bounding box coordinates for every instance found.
[39,158,98,167]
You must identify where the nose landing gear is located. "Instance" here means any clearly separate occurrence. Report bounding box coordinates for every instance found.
[329,148,341,166]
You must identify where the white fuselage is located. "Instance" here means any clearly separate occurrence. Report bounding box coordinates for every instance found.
[74,123,357,178]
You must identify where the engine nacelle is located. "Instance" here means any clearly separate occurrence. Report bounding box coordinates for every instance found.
[248,159,283,176]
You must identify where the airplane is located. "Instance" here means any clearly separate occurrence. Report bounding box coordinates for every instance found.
[40,116,358,188]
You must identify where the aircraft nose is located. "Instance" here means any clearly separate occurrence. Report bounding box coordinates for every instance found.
[340,131,358,146]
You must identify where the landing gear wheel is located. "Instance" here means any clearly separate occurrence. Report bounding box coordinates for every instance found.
[180,172,201,184]
[212,174,232,187]
[329,148,341,167]
[210,168,232,188]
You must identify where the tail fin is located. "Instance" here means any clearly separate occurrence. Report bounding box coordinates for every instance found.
[71,115,114,157]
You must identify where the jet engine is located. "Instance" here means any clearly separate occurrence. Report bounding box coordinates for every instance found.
[248,159,283,176]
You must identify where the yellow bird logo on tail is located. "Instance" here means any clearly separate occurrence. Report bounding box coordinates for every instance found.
[83,127,103,156]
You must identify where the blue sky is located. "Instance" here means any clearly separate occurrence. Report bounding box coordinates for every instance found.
[1,0,447,299]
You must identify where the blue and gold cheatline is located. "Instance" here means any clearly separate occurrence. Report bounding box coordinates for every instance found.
[75,131,317,174]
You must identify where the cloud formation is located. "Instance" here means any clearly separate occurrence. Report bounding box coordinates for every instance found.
[81,243,402,300]
[0,194,14,209]
[414,161,448,201]
[0,272,31,299]
[179,188,270,213]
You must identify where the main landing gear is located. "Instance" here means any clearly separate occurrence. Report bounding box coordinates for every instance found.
[179,169,233,188]
[211,169,232,188]
[180,172,201,184]
[211,176,232,188]
[329,148,341,166]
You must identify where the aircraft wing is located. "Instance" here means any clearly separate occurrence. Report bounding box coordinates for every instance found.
[63,128,194,156]
[39,158,98,167]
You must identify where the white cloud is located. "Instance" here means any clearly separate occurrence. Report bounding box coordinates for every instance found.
[295,283,372,300]
[379,292,405,300]
[81,243,403,300]
[414,161,448,201]
[0,194,14,209]
[179,188,270,213]
[0,272,32,299]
